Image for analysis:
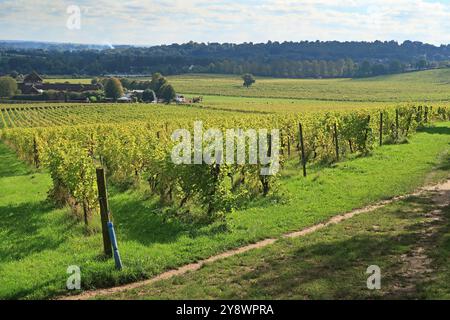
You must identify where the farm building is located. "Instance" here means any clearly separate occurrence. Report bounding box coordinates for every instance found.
[175,94,186,103]
[18,71,101,94]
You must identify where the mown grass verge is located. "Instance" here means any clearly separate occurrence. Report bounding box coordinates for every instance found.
[98,175,450,300]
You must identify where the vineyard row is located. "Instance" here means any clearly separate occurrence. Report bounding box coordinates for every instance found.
[1,105,448,224]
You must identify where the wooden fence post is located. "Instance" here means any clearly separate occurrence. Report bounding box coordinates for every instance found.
[33,137,40,169]
[287,136,291,157]
[364,115,371,149]
[267,133,272,157]
[279,130,284,156]
[333,123,339,162]
[395,109,399,140]
[299,123,307,177]
[379,112,383,147]
[96,168,113,258]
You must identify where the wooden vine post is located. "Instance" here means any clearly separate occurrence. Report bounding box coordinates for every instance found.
[364,115,371,149]
[287,136,291,157]
[395,109,399,141]
[333,123,339,162]
[259,135,272,196]
[379,112,383,146]
[279,130,284,156]
[298,123,307,177]
[96,168,113,258]
[33,137,40,169]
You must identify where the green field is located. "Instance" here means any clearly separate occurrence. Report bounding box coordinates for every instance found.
[184,95,392,113]
[44,78,93,84]
[169,69,450,103]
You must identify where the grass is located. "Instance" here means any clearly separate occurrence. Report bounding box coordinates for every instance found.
[168,69,450,103]
[0,122,449,299]
[99,186,450,300]
[188,95,394,113]
[44,78,93,84]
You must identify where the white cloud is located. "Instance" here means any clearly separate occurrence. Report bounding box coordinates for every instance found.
[0,0,450,45]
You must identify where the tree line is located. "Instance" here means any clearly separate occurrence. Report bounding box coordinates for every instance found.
[1,40,450,79]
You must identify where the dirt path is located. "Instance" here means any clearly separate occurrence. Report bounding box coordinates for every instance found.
[60,179,450,300]
[388,180,450,298]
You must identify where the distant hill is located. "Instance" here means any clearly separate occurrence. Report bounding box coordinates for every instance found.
[0,40,113,51]
[1,40,450,78]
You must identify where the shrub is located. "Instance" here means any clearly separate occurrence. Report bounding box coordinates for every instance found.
[0,76,18,98]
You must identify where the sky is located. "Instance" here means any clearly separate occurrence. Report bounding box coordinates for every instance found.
[1,0,450,46]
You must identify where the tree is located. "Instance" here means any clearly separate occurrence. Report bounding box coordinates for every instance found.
[389,60,402,74]
[150,73,168,95]
[371,64,387,76]
[0,76,18,98]
[242,73,255,88]
[10,71,19,79]
[357,61,372,77]
[120,78,132,89]
[416,59,428,70]
[142,89,156,102]
[104,77,124,101]
[160,84,176,103]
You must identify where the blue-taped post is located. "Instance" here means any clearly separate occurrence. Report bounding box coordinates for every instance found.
[107,221,123,270]
[96,168,112,258]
